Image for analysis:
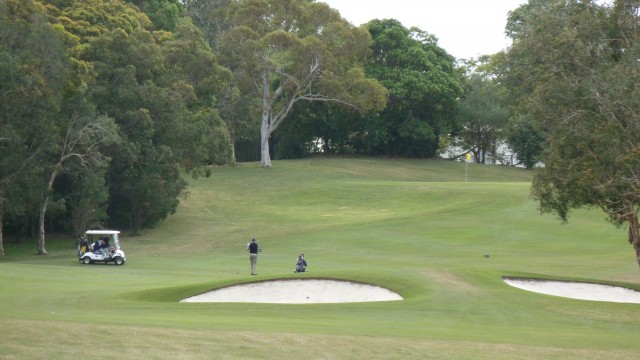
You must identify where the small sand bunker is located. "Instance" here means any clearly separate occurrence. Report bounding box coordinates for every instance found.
[181,279,403,304]
[503,277,640,304]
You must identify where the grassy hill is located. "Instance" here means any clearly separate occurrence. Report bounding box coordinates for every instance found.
[1,157,638,359]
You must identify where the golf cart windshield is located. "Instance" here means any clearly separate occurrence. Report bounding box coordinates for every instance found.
[85,230,121,251]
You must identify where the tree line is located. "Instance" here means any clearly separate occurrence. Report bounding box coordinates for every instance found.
[1,0,231,254]
[3,0,639,266]
[0,0,482,255]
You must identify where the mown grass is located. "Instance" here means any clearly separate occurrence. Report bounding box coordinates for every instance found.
[1,157,638,359]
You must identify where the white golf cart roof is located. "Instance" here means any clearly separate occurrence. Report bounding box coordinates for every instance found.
[85,230,120,235]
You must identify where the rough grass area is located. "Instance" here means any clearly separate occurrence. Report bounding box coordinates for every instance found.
[1,157,639,359]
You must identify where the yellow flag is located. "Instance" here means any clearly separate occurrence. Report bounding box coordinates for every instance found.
[465,153,471,161]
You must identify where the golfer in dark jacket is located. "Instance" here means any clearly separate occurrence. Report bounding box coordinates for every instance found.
[248,238,259,275]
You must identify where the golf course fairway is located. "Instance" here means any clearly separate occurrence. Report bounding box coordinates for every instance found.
[1,158,638,359]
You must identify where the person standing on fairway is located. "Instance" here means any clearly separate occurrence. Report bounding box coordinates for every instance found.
[247,238,259,275]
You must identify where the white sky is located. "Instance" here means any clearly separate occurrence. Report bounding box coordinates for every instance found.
[320,0,527,60]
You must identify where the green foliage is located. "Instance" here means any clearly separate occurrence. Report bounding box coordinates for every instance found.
[0,0,78,253]
[1,0,232,243]
[203,0,387,166]
[500,0,640,265]
[362,19,464,157]
[453,74,509,164]
[505,114,544,169]
[54,0,152,37]
[183,0,234,48]
[56,0,231,231]
[217,83,259,163]
[274,21,458,159]
[126,0,186,31]
[274,101,366,158]
[64,167,110,235]
[107,141,187,232]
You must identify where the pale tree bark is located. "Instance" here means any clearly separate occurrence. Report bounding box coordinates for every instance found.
[229,140,237,166]
[37,113,116,255]
[259,59,348,167]
[259,87,298,167]
[259,67,300,168]
[260,69,273,167]
[37,167,60,255]
[260,116,271,167]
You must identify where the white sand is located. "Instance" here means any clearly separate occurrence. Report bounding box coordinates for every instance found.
[504,278,640,304]
[180,279,403,304]
[181,277,640,305]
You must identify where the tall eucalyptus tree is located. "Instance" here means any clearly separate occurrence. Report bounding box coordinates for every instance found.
[198,0,387,167]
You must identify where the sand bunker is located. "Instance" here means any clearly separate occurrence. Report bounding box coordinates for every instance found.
[503,277,640,304]
[181,279,403,304]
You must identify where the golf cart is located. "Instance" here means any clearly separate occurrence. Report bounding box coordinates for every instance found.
[77,230,126,265]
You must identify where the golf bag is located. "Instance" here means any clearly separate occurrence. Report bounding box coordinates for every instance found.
[295,255,307,272]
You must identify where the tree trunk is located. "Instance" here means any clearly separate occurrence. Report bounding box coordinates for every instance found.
[625,199,640,268]
[229,138,237,166]
[38,195,48,255]
[260,70,272,168]
[37,168,59,255]
[260,117,271,167]
[0,195,4,257]
[257,68,300,168]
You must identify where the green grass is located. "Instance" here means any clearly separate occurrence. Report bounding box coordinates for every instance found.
[1,157,639,359]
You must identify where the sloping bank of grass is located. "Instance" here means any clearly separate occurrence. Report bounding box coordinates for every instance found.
[1,157,638,359]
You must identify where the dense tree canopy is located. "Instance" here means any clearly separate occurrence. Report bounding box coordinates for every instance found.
[500,0,640,267]
[8,0,638,268]
[361,19,464,157]
[1,0,62,255]
[272,19,466,159]
[0,0,232,253]
[273,101,365,158]
[452,74,509,164]
[197,0,388,167]
[126,0,186,31]
[61,0,231,232]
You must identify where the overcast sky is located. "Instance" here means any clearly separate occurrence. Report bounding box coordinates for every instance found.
[320,0,527,60]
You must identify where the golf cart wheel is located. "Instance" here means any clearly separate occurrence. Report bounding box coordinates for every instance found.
[82,257,92,265]
[114,256,124,265]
